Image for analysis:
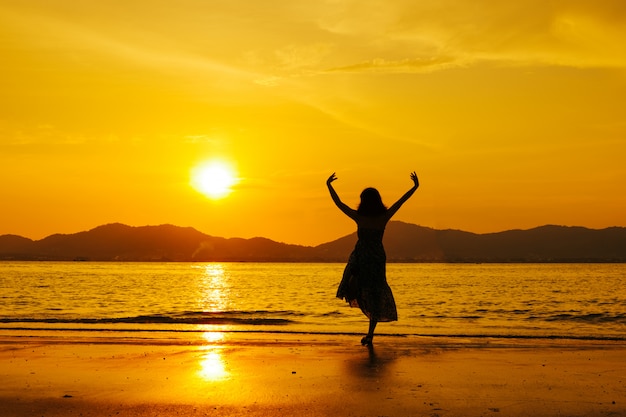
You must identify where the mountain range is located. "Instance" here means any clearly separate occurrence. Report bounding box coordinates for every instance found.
[1,222,625,262]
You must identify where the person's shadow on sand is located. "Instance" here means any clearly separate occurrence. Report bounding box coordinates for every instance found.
[345,344,397,379]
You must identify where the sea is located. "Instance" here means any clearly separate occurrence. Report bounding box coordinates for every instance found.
[1,262,625,341]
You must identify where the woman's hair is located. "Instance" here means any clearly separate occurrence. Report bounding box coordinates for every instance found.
[357,187,387,216]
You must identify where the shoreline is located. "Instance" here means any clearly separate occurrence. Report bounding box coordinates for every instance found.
[1,332,625,416]
[2,326,626,342]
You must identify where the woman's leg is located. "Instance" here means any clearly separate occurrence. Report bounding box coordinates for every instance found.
[367,318,378,338]
[361,318,378,345]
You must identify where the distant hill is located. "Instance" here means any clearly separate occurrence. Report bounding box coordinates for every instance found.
[0,222,625,262]
[0,223,312,262]
[315,222,626,262]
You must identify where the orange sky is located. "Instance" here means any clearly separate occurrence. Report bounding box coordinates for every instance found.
[1,1,625,246]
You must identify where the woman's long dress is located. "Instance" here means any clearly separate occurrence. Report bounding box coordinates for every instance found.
[336,227,398,322]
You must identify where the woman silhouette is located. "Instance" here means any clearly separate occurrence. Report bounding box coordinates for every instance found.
[327,172,419,345]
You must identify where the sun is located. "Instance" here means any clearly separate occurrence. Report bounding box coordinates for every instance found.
[191,161,238,199]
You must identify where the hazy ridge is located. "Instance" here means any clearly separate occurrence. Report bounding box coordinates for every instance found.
[1,221,625,262]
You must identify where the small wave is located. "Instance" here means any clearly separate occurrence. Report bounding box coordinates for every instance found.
[0,310,298,326]
[551,313,626,324]
[318,311,343,317]
[530,312,626,325]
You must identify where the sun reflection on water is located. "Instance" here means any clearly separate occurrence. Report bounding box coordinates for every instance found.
[202,331,225,343]
[198,331,229,381]
[198,263,230,313]
[199,348,229,381]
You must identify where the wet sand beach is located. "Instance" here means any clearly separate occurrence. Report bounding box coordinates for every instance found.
[1,332,625,417]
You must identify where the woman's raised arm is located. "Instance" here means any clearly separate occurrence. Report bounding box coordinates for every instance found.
[327,173,358,220]
[385,171,419,219]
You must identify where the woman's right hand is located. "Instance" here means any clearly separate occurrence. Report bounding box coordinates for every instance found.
[410,171,419,188]
[327,172,337,185]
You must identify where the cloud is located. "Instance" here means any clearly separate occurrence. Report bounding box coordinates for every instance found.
[0,3,264,89]
[3,0,624,94]
[244,0,626,85]
[0,122,75,146]
[325,55,463,74]
[311,0,626,72]
[254,76,282,87]
[274,43,334,71]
